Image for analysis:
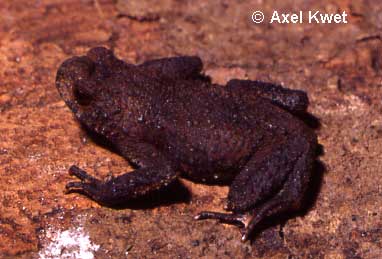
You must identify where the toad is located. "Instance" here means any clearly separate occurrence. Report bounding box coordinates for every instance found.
[56,47,318,241]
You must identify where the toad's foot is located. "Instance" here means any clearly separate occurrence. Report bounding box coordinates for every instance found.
[195,211,250,227]
[195,211,258,241]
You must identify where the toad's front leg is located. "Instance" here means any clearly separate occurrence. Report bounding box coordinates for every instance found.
[66,143,179,206]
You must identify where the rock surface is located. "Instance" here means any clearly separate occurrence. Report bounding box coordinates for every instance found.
[0,0,381,258]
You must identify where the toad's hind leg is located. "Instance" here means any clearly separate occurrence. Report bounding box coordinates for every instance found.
[196,131,317,241]
[227,79,309,113]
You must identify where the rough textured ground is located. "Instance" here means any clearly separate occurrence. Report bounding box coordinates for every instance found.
[0,0,381,258]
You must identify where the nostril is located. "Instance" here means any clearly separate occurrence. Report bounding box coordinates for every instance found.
[73,79,95,105]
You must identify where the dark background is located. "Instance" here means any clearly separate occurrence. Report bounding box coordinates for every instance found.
[0,0,381,258]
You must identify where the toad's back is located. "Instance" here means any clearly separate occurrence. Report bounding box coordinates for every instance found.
[152,84,256,179]
[136,80,302,181]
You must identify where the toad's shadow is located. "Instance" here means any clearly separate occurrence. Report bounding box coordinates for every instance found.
[297,111,321,130]
[112,179,192,210]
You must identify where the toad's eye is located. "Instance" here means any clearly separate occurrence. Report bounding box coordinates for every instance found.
[73,79,95,105]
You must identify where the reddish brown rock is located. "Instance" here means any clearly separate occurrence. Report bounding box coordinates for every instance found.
[0,0,381,258]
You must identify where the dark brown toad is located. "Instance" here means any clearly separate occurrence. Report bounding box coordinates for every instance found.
[56,47,318,241]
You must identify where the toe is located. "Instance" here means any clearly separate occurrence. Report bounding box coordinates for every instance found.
[68,165,98,183]
[65,181,86,194]
[66,181,84,189]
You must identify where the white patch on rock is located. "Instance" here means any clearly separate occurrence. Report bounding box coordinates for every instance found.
[39,227,100,259]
